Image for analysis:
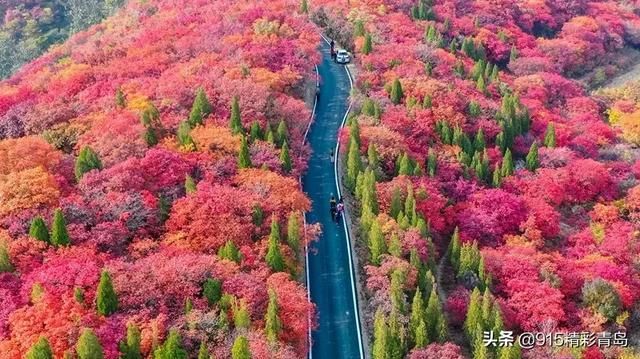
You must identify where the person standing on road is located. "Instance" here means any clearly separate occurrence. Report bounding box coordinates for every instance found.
[330,39,336,60]
[329,195,337,221]
[336,198,344,223]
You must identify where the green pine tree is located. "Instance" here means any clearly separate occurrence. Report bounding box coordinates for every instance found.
[218,240,241,263]
[265,124,275,144]
[368,143,379,171]
[266,220,285,272]
[427,149,437,177]
[362,33,373,55]
[50,209,70,247]
[238,136,252,169]
[500,149,514,177]
[76,328,104,359]
[252,204,264,227]
[372,310,389,359]
[119,322,142,359]
[425,284,443,341]
[233,300,251,330]
[464,288,483,339]
[188,87,212,127]
[250,121,262,141]
[404,185,416,224]
[449,227,461,271]
[185,174,197,195]
[388,232,402,257]
[96,270,118,316]
[177,121,195,149]
[390,187,403,219]
[29,217,50,243]
[368,219,386,266]
[414,319,428,349]
[203,278,222,306]
[423,94,432,108]
[544,122,556,148]
[354,20,365,37]
[280,141,292,173]
[287,211,301,254]
[398,153,413,176]
[230,96,243,134]
[75,146,102,180]
[115,88,126,109]
[525,142,539,171]
[476,76,486,94]
[264,289,282,344]
[197,341,209,359]
[492,165,502,188]
[390,78,404,104]
[184,297,193,314]
[231,336,251,359]
[409,286,425,343]
[154,330,187,359]
[143,127,158,147]
[345,138,362,190]
[474,129,486,152]
[509,45,518,62]
[26,337,53,359]
[276,120,288,147]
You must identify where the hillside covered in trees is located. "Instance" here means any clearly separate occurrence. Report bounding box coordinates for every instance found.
[3,0,640,358]
[0,0,125,78]
[310,0,640,358]
[0,0,318,357]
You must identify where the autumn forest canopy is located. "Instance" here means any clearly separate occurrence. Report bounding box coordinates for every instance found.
[1,0,640,358]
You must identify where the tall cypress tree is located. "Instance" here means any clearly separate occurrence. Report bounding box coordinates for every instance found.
[287,211,301,254]
[368,143,379,171]
[276,120,288,148]
[203,278,222,306]
[544,122,556,148]
[26,337,53,359]
[266,219,285,272]
[75,146,102,180]
[427,148,437,177]
[50,209,70,247]
[372,310,389,359]
[280,141,292,173]
[238,136,252,169]
[492,165,502,188]
[425,284,445,341]
[464,288,483,339]
[154,330,187,359]
[449,227,461,271]
[218,240,242,263]
[119,322,142,359]
[390,78,404,104]
[398,152,413,176]
[409,286,425,344]
[500,149,514,177]
[0,240,13,273]
[96,270,118,316]
[177,121,195,149]
[188,87,212,127]
[29,216,50,243]
[345,138,362,190]
[76,328,104,359]
[115,88,126,109]
[230,96,243,134]
[185,174,197,195]
[390,187,403,219]
[368,219,386,266]
[250,121,262,142]
[264,289,282,344]
[231,336,251,359]
[299,0,308,14]
[525,142,539,171]
[197,342,209,359]
[362,33,373,55]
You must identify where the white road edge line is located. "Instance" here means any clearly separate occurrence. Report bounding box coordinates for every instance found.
[302,63,319,359]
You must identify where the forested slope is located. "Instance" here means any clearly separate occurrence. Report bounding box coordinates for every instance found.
[0,0,319,357]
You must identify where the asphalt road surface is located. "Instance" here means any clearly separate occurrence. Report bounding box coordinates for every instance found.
[304,40,364,359]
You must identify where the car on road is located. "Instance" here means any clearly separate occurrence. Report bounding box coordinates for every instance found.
[335,49,351,64]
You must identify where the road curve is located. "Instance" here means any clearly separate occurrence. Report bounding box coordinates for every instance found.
[303,40,364,359]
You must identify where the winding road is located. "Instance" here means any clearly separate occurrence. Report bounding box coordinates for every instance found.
[303,40,365,359]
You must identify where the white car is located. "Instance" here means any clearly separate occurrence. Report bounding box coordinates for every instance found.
[335,49,351,64]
